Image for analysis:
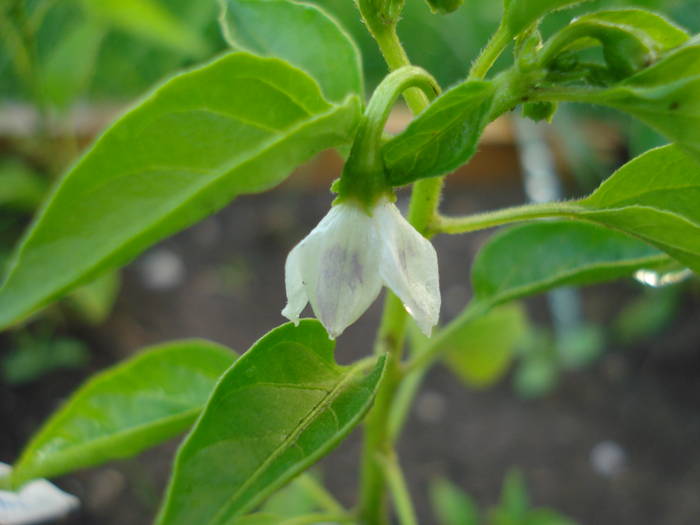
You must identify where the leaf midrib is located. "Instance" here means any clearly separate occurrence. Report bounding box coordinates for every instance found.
[0,98,356,327]
[211,362,365,523]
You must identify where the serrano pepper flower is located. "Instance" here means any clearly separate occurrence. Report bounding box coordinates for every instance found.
[282,197,440,339]
[283,66,442,339]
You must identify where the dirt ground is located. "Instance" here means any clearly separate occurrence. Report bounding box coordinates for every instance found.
[2,160,700,525]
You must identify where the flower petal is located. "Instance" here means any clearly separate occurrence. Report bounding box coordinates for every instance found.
[281,241,308,325]
[294,203,382,338]
[375,201,441,336]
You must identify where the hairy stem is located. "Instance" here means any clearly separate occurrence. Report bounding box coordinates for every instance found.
[356,15,441,525]
[433,201,584,235]
[469,21,511,80]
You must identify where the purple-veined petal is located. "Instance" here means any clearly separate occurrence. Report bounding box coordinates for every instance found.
[375,200,441,336]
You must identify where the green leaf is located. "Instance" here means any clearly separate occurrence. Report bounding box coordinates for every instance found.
[425,0,464,15]
[64,271,121,325]
[1,336,88,386]
[472,221,668,310]
[0,162,47,212]
[588,39,700,159]
[260,475,318,518]
[579,9,688,50]
[504,0,594,37]
[442,303,528,388]
[219,0,363,102]
[430,477,480,525]
[0,52,361,330]
[541,9,689,79]
[613,286,680,344]
[156,320,386,525]
[39,18,105,108]
[500,468,529,518]
[10,339,236,488]
[79,0,206,56]
[382,80,494,185]
[578,145,700,273]
[556,324,604,369]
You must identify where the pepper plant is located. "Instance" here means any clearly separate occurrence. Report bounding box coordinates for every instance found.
[1,0,700,523]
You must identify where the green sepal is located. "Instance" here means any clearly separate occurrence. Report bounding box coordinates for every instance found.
[335,66,439,211]
[425,0,464,15]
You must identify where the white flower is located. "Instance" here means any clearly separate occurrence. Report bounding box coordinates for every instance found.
[282,198,440,339]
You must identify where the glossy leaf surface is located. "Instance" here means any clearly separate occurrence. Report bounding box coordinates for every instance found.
[472,221,667,309]
[10,340,236,487]
[0,52,361,330]
[542,9,689,78]
[578,144,700,272]
[382,81,494,184]
[504,0,593,36]
[156,321,385,525]
[220,0,363,102]
[591,40,700,158]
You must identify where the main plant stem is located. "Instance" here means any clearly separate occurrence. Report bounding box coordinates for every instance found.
[356,19,442,525]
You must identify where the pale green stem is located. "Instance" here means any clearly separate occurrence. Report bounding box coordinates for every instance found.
[468,21,511,80]
[434,201,585,235]
[356,13,442,525]
[387,357,428,441]
[377,454,419,525]
[371,26,432,115]
[528,86,612,105]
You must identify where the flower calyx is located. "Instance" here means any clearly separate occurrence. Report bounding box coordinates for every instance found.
[334,65,440,212]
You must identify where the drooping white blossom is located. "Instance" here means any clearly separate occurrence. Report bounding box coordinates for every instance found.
[282,198,440,338]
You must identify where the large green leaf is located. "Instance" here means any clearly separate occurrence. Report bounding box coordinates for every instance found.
[577,144,700,272]
[156,320,386,525]
[219,0,363,102]
[0,52,361,330]
[472,221,668,309]
[504,0,593,36]
[0,162,47,212]
[10,340,236,488]
[541,9,689,79]
[585,39,700,159]
[382,80,494,185]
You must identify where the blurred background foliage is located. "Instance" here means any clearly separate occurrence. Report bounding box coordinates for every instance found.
[0,0,698,385]
[2,0,699,102]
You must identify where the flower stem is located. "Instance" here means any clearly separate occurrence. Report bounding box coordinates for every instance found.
[371,25,431,115]
[468,21,511,80]
[356,16,441,525]
[433,201,584,235]
[377,453,419,525]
